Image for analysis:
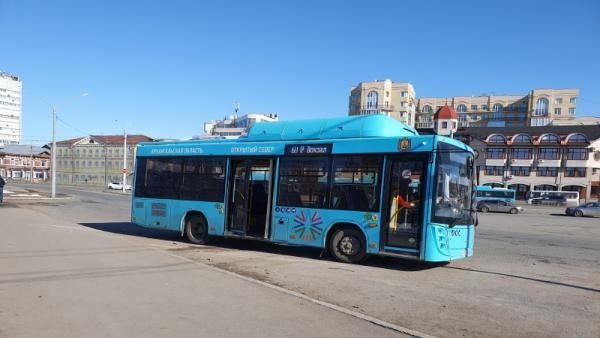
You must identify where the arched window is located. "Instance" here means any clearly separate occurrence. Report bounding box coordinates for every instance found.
[456,104,467,113]
[566,133,588,144]
[366,91,378,109]
[512,134,532,144]
[487,134,506,144]
[535,98,549,116]
[539,133,560,144]
[493,103,503,112]
[422,105,432,113]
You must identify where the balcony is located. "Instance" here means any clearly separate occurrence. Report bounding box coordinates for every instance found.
[485,158,506,166]
[510,158,534,167]
[415,122,433,129]
[360,104,394,112]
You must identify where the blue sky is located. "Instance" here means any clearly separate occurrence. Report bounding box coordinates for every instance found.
[1,0,599,144]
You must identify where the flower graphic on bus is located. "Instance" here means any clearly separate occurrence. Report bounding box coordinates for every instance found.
[293,210,323,241]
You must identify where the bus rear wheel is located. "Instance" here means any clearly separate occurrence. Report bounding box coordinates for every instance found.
[329,227,367,264]
[185,215,209,244]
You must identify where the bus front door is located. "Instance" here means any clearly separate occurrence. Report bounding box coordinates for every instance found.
[382,158,426,255]
[228,159,273,238]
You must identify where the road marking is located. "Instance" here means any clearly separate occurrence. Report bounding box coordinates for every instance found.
[159,249,435,338]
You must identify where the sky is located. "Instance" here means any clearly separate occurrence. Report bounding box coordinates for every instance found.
[1,0,599,145]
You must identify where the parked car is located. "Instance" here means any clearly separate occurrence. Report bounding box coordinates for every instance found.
[477,200,523,214]
[530,195,567,206]
[565,202,600,217]
[107,181,132,190]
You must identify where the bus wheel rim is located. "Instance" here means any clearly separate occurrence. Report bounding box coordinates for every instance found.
[193,222,204,238]
[339,236,360,256]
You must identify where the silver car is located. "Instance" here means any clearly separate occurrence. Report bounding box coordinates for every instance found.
[565,202,600,217]
[477,200,524,214]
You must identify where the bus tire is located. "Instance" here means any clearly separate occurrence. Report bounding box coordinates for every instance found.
[185,215,209,245]
[329,227,367,264]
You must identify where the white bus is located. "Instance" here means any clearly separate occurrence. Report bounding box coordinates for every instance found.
[526,190,580,207]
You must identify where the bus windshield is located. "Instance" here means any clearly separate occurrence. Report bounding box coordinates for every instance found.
[433,143,474,226]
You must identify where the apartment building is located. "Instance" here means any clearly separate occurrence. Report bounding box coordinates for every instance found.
[54,134,154,187]
[203,113,279,138]
[348,79,417,127]
[0,145,50,182]
[0,72,22,145]
[455,125,600,201]
[416,89,579,129]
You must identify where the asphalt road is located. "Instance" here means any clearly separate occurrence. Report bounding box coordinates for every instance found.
[1,183,599,337]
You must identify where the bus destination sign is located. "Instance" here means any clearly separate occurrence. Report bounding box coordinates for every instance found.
[284,143,332,156]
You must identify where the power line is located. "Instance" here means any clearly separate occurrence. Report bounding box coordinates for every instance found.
[56,115,91,136]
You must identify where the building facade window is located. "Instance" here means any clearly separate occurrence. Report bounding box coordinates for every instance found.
[492,103,503,112]
[555,98,563,104]
[538,148,560,160]
[442,121,447,128]
[534,98,549,116]
[488,134,506,144]
[566,148,588,160]
[485,166,504,176]
[470,105,478,111]
[539,134,560,144]
[570,97,577,104]
[422,105,432,113]
[457,104,467,112]
[564,167,586,177]
[537,167,558,177]
[401,91,408,97]
[569,108,575,115]
[511,166,530,176]
[511,148,532,159]
[512,134,532,144]
[567,133,588,144]
[554,108,561,115]
[366,91,378,109]
[481,104,489,111]
[486,148,506,159]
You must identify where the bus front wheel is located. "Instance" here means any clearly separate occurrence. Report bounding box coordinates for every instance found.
[329,227,367,264]
[185,215,209,245]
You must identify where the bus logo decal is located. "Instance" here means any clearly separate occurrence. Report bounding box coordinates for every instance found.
[292,210,323,241]
[399,138,411,151]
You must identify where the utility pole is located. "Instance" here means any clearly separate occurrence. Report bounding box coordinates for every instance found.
[29,143,33,182]
[122,130,127,193]
[51,106,57,198]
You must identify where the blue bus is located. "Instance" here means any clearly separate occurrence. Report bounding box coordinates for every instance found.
[131,115,476,263]
[475,185,516,203]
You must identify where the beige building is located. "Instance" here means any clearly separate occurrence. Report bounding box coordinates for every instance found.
[416,89,579,129]
[348,79,416,126]
[54,135,154,187]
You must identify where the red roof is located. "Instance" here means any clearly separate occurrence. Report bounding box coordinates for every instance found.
[56,135,154,146]
[91,135,154,145]
[434,105,458,120]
